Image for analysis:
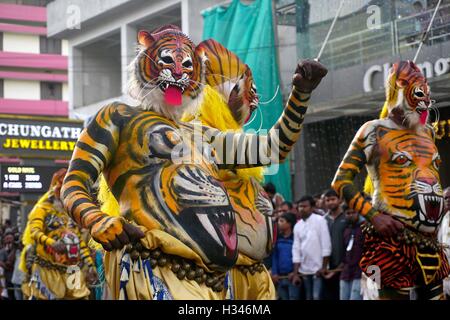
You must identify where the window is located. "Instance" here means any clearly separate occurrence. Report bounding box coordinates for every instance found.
[0,79,3,98]
[0,32,3,51]
[40,36,62,54]
[41,82,62,100]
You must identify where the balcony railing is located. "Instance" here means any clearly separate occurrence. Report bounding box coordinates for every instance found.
[310,4,450,70]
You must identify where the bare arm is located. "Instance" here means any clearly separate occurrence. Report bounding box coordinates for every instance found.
[208,60,328,169]
[61,103,144,251]
[331,122,379,220]
[331,122,404,237]
[28,201,55,248]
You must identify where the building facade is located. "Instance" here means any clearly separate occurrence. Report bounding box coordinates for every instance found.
[286,0,450,199]
[46,0,237,120]
[45,0,449,203]
[0,0,82,229]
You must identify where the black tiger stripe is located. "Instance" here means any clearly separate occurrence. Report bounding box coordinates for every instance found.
[85,123,115,151]
[69,159,99,184]
[77,141,107,165]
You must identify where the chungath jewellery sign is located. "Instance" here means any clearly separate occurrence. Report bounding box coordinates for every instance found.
[363,57,450,92]
[0,115,83,159]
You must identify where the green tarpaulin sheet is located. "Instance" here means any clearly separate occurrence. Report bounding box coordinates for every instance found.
[202,0,292,201]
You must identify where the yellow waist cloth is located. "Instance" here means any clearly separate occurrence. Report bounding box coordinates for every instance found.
[231,254,276,300]
[104,227,228,300]
[25,263,90,300]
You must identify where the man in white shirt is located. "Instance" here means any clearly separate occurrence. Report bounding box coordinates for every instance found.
[438,187,450,299]
[291,195,331,300]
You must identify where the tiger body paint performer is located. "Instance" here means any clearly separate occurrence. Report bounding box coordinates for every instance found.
[20,168,97,300]
[332,61,450,300]
[61,25,327,300]
[182,39,276,299]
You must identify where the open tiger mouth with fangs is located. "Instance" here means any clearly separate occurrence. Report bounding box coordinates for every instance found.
[177,205,238,260]
[159,80,186,93]
[159,81,186,106]
[415,101,429,124]
[66,244,80,259]
[417,193,444,224]
[416,106,428,114]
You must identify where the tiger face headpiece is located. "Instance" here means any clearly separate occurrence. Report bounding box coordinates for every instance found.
[385,60,431,129]
[127,25,203,120]
[195,39,259,126]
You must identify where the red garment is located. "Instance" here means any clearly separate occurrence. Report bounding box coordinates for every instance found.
[360,232,450,289]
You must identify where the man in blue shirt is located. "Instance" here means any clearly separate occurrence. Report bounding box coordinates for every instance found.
[271,212,299,300]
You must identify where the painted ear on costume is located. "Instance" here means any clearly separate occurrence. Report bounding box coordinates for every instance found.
[195,39,215,80]
[138,30,154,47]
[396,78,408,88]
[376,126,390,140]
[196,38,247,84]
[193,45,206,80]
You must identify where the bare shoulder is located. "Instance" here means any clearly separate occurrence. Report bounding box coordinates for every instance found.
[104,102,138,117]
[355,118,397,139]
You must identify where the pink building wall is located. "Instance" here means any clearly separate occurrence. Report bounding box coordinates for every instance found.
[0,3,68,118]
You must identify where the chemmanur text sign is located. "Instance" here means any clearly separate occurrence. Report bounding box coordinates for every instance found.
[363,57,450,92]
[0,115,83,159]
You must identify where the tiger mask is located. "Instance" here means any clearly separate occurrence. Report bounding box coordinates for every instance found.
[385,60,431,129]
[195,39,259,126]
[127,25,203,121]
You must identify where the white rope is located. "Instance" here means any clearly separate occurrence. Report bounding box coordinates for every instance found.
[316,0,346,61]
[259,85,280,105]
[413,0,442,63]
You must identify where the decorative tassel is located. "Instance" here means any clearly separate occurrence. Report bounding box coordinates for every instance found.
[133,259,140,273]
[225,272,233,300]
[120,266,129,282]
[119,288,126,300]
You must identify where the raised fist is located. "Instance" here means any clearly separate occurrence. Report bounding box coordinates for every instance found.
[90,216,145,251]
[292,59,328,93]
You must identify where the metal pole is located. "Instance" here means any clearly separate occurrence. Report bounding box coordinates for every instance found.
[413,0,442,63]
[316,0,346,61]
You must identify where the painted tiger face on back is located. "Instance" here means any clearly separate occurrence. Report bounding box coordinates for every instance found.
[219,171,274,260]
[385,60,431,129]
[110,112,238,271]
[373,125,444,233]
[128,25,203,120]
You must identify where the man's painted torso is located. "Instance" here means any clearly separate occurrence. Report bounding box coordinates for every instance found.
[363,118,444,233]
[103,105,238,271]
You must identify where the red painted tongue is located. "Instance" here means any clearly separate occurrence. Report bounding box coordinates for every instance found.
[165,85,182,106]
[419,109,428,125]
[219,223,237,251]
